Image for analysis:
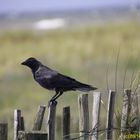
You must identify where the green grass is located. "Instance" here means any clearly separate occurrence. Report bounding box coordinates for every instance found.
[0,20,140,139]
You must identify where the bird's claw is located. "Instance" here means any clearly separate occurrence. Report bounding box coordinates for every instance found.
[48,100,57,108]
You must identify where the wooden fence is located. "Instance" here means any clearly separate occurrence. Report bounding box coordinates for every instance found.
[0,89,139,140]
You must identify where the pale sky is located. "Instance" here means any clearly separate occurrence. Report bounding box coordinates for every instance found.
[0,0,139,13]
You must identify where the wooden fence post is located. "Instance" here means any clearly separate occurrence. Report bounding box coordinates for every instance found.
[33,105,46,131]
[14,109,24,140]
[130,93,139,139]
[18,131,48,140]
[91,92,101,140]
[78,94,89,140]
[0,122,8,140]
[63,106,70,140]
[47,101,57,140]
[21,117,25,131]
[106,90,116,140]
[120,89,131,138]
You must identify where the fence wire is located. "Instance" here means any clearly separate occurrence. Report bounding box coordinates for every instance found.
[62,126,140,140]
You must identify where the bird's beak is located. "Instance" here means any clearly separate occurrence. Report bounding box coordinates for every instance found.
[21,61,26,65]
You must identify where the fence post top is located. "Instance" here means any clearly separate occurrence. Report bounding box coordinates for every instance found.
[93,91,101,94]
[39,105,46,108]
[109,90,116,93]
[63,106,70,110]
[124,89,131,93]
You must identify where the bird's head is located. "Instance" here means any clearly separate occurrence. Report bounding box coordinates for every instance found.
[21,57,41,71]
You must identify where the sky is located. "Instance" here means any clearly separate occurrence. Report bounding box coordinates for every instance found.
[0,0,139,13]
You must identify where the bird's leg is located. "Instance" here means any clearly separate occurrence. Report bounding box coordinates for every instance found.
[48,91,59,107]
[48,91,63,107]
[51,91,63,101]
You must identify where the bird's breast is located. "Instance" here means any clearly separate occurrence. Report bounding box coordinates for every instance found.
[35,77,54,90]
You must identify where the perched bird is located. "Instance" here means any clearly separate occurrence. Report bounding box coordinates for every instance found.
[21,57,97,106]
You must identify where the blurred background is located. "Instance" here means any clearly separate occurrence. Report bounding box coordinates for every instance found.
[0,0,140,139]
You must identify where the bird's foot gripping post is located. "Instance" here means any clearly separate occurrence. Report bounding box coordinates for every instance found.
[48,91,63,107]
[48,100,57,108]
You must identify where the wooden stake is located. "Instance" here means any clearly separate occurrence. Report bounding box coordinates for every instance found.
[91,92,101,140]
[78,94,89,140]
[106,90,116,140]
[47,102,57,140]
[33,105,46,131]
[0,122,8,140]
[14,109,22,140]
[63,106,70,140]
[121,89,131,137]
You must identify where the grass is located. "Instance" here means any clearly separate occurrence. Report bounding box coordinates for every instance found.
[0,20,140,139]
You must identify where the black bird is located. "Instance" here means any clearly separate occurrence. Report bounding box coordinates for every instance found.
[21,57,97,106]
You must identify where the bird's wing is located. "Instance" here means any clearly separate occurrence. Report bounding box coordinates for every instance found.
[34,66,76,90]
[34,66,96,92]
[35,65,58,79]
[48,74,78,89]
[49,74,96,92]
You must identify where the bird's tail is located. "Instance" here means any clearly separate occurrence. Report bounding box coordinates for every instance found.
[74,82,97,92]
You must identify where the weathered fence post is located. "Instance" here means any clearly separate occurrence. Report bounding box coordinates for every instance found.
[78,94,89,140]
[0,122,8,140]
[17,105,48,140]
[18,131,48,140]
[130,92,139,139]
[21,117,25,131]
[14,109,24,140]
[47,101,57,140]
[33,105,46,131]
[91,92,101,140]
[106,90,116,140]
[63,106,70,140]
[120,89,131,138]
